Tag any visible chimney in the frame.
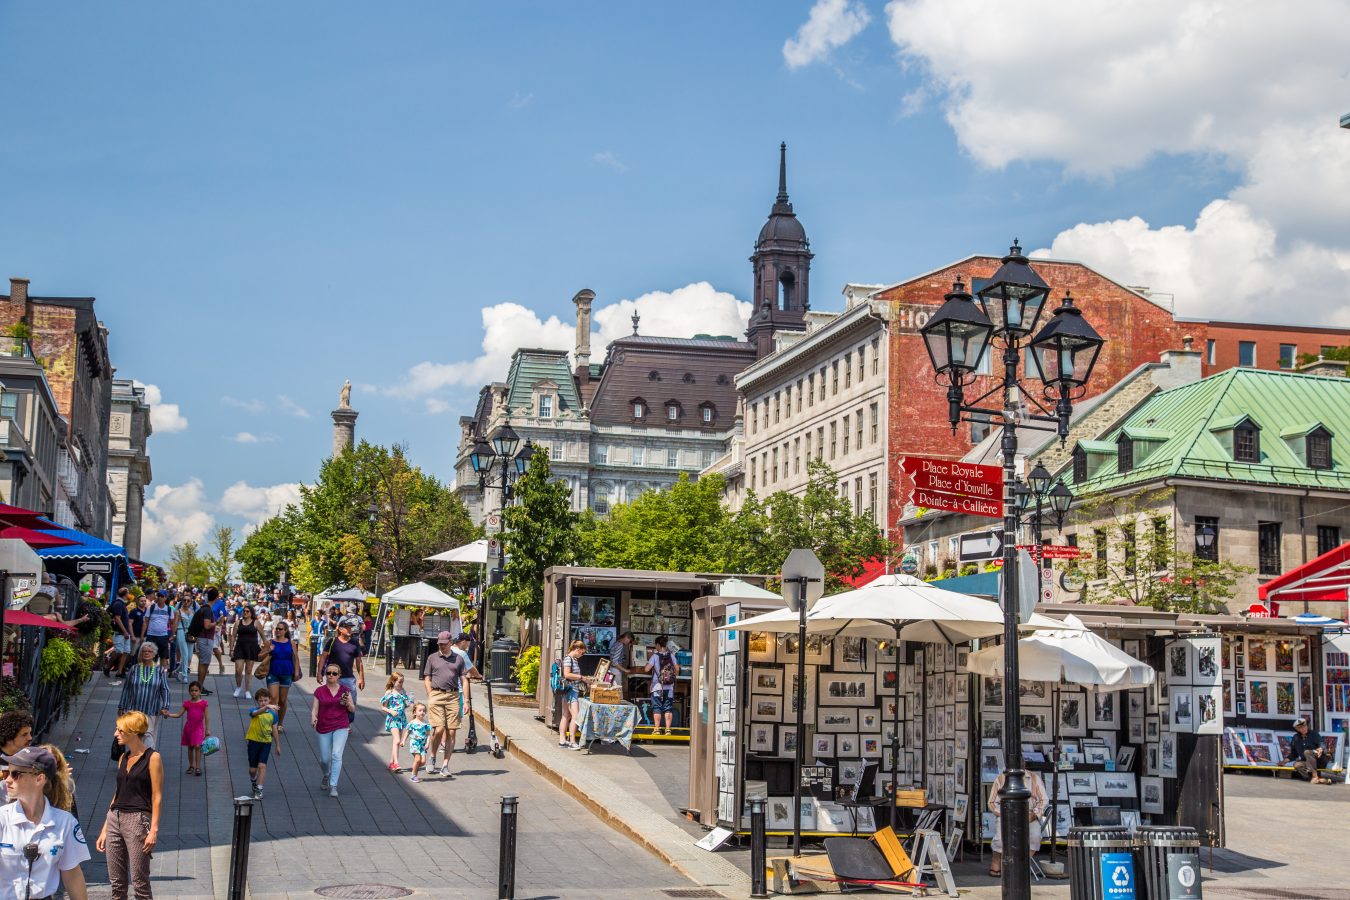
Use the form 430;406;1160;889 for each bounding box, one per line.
1155;334;1203;389
1299;355;1348;378
8;278;28;304
573;289;595;380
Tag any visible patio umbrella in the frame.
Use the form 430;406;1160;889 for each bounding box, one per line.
0;504;52;530
4;609;74;630
715;578;781;600
966;615;1154;861
0;527;79;550
425;540;488;564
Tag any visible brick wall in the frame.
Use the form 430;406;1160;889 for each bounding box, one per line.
1203;321;1350;374
29;305;78;422
880;257;1202;538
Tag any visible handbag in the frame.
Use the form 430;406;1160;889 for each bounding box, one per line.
110;734;125;761
254;656;270;679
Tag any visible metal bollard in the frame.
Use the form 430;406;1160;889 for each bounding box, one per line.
498;795;519;900
308;637;318;678
385;638;393;675
228;797;255;900
749;797;768;898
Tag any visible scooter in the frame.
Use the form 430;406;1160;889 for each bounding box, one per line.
464;679;479;753
485;677;505;759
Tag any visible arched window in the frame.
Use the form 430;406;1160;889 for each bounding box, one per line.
778;271;795;311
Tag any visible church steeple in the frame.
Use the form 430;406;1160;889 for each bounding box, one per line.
746;142;813;358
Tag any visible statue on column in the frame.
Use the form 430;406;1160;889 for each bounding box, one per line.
340;379;352;409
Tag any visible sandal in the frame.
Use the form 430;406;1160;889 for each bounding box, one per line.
989;869;1000;877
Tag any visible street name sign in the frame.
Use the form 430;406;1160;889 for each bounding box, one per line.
959;530;1004;563
1017;544;1087;560
901;455;1003;519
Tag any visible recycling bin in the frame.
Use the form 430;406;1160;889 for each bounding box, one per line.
1136;825;1202;900
1068;826;1136;900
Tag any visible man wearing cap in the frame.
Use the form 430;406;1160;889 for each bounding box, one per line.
1288;717;1333;784
422;631;469;778
0;746;90;899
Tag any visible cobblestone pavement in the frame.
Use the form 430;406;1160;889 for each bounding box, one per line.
55;655;695;899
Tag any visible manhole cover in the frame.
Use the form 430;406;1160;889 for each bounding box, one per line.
316;887;413;899
661;891;724;899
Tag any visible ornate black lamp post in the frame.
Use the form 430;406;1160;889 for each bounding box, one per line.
469;418;534;657
921;242;1103;900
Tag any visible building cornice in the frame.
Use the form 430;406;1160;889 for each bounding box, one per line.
737;301;887;394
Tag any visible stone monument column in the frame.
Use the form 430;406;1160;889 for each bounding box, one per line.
332;379;358;456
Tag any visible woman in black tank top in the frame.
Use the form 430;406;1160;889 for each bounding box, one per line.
231;607;262;697
97;710;163;899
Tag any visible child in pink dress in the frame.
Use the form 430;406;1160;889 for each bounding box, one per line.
165;680;211;775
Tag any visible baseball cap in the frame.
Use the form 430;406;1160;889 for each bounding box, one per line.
1294;717;1309;728
454;632;471;643
2;746;56;778
437;630;453;643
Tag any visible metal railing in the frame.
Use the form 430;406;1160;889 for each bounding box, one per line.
0;336;34;359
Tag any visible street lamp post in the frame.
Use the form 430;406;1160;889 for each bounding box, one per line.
469;417;535;668
922;242;1103;900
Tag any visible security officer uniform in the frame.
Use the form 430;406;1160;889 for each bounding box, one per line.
0;796;89;899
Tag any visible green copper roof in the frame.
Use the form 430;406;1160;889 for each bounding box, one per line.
1072;368;1350;493
504;349;581;415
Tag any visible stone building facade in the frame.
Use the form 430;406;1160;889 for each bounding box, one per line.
0;278;113;537
108;379;152;559
0;337;64;515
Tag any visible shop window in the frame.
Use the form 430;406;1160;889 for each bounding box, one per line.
1195;516;1219;562
1307;428;1332;470
1258;521;1282;575
1234;422;1260;462
1318;525;1341;556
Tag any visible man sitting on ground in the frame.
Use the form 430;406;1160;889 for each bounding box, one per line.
1288;717;1334;784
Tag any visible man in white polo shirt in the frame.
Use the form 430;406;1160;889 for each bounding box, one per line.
0;746;89;899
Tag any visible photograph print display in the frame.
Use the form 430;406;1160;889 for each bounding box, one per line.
1067;772;1097;794
747;631;777;664
1096;772;1136;798
980;749;1005;783
813;733;836;757
1195;687;1222;734
751;695;783;723
1020;711;1051;741
1090;692;1118;728
981;718;1004;748
833;636;869;672
1140;776;1164;814
818;709;859;733
1192;637;1221;686
749;724;775;754
750;666;783;694
1168;643;1190;683
1172;691;1193;732
1060;694;1087;737
819;672;876;707
983;675;1004;710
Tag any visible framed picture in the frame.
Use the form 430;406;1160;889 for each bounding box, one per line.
1020;710;1051;741
749;666;784;695
778;725;800;758
1246;638;1270;673
1299;674;1314;710
1140;776;1164;814
1190;637;1221;686
1223;677;1235;716
954;793;969;823
1145;716;1160;741
1059;694;1087;737
1127;691;1145;718
860;734;883;759
1159;733;1178;777
983;676;1004;710
766;797;795;829
877;667;900;695
859;709;883;732
1249;679;1272;717
955;703;969;732
815;802;853;833
1221;729;1249;765
837;733;861;757
1128;718;1145;743
782;665;813;719
751;695;783;723
747;631;777;664
1194;687;1222;734
1171;691;1193;732
1123;639;1143;660
883;696;905;721
875;640;897;665
749;724;775;754
1116;745;1137;770
980;749;1004;783
1090;692;1118;729
954;757;967;788
1145;745;1158;776
1019;680;1051;704
1121;810;1141;832
1067;772;1097;794
818;708;859;733
956;673;970;702
1097;772;1136;798
1274;678;1298;717
812;733;836;757
957;647;969;673
1084;744;1112;766
1090;731;1118;755
805;634;832;667
819;672;876;707
981;718;1003;748
833;636;869;672
1167;642;1191;685
955;731;969;757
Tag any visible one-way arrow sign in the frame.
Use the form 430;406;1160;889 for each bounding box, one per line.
958;530;1004;563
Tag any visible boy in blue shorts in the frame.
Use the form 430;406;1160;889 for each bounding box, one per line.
246;688;281;798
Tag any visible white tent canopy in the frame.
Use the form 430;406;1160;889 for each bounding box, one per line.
715;578;781;600
380;581;461;611
316;586;369;603
425;540;488;565
966;615;1154;688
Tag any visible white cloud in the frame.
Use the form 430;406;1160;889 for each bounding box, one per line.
219;481;302;526
592;151;627;173
133;381;188;434
222;396;265;413
425;398;451;414
784;0;872;69
276;395;310;418
886;0;1350;322
141;478;214;560
386;283;751;400
230;431;276;444
508;91;534;109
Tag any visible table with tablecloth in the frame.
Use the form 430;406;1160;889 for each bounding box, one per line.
576;698;638;751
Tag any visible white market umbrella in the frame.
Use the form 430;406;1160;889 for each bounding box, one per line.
716;578;782;600
807;573;1006;644
426;539;488;564
381;581;461;611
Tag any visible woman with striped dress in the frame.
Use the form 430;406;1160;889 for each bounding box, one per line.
117;641;172;749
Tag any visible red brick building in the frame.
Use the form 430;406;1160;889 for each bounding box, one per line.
1194;320;1350;374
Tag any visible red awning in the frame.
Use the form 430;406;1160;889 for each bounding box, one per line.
0;504;52;530
1258;542;1350;605
3;610;75;630
841;557;890;589
0;527;79;549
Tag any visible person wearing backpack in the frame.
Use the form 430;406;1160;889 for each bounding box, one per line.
556;640;586;749
644;635;679;736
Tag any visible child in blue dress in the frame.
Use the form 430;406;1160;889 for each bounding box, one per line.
380;672;411;772
404;703;432;783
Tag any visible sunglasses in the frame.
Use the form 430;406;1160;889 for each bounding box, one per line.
325;670;341;676
3;769;37;780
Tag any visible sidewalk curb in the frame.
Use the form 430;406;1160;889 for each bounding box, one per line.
472;707;749;892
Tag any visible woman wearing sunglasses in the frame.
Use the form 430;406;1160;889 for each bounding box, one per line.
0;745;90;900
312;666;355;798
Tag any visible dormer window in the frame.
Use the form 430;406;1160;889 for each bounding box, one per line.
1234;421;1260;463
700;402;716;424
538;395;554;418
1073;446;1087;482
1309;428;1332;469
631;398;646;420
666;401;681;422
1117;433;1134;474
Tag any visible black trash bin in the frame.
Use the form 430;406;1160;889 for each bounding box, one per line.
1136;825;1202;900
1068;826;1137;900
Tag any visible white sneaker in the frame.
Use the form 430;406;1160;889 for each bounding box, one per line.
232;688;241;697
329;787;339;798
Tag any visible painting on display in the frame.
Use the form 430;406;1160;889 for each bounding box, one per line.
747;632;777;664
1140;776;1164;814
1247;639;1269;673
817;709;859;733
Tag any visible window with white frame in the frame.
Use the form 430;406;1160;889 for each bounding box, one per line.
538;395;554;418
595;445;608;465
632;447;645;465
668;448;679;467
550;443;563;461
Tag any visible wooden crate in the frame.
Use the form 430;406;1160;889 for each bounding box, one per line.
589;684;623;705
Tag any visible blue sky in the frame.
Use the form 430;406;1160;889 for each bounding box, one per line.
1;1;1347;560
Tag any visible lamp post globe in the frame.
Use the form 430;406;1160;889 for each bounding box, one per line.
974;240;1051;338
514;440;536;476
1027;463;1052;497
920;278;994;378
469;440;496;474
1029;291;1105;391
1196;524;1217;552
492;422;520;459
1049;481;1073;524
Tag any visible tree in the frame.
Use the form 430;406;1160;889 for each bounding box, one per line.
576;474;729;571
1071;487;1251;613
166;542;210;586
235;510;302;585
202;525;236;586
1296;345;1350;369
496;453;577;620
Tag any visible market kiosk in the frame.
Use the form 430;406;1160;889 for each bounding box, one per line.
537;567;771;742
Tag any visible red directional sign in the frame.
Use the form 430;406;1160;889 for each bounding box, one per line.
1018;544;1088;560
902;455;1004;519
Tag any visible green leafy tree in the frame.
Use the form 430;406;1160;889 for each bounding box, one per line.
202;525;236;586
496;453;576;620
166;542;210;586
1072;487;1251;613
1296;345;1350;369
577;474;728;571
235;510;302;585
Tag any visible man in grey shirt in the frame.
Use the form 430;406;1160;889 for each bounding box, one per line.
609;632;634;697
422;631;469;777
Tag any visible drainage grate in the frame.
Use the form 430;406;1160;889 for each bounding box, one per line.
315;886;414;899
1210;889;1350;900
661;891;725;899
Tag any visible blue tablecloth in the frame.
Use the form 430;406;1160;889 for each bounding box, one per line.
577;699;638;750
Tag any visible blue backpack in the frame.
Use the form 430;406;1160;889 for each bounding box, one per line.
549;659;566;693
